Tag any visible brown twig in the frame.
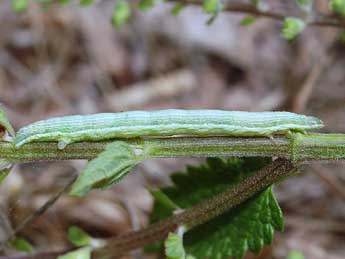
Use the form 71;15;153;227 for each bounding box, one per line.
0;175;77;249
292;42;337;113
167;0;345;29
311;164;345;200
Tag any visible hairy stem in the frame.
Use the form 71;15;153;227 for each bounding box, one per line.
1;134;345;163
93;159;296;258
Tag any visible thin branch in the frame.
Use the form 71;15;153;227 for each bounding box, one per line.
292;41;337;113
311;164;345;200
1;175;77;248
168;0;345;29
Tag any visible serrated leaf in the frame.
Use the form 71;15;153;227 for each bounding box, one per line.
9;237;34;253
165;232;186;259
329;0;345;17
240;16;256;26
58;247;91;259
282;17;306;41
68;226;92;247
11;0;28;13
0;106;15;137
112;0;131;28
70;141;141;197
295;0;313;12
139;0;156;10
171;3;186;16
287;250;305;259
80;0;94;7
149;157;283;259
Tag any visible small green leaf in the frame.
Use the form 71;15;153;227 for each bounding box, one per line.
80;0;94;6
0;106;15;137
171;3;186;16
240;16;256;26
203;0;221;14
112;0;131;28
287;250;305;259
58;247;91;259
9;237;34;253
70;141;142;197
165;232;186;259
68;226;92;247
329;0;345;17
11;0;28;13
139;0;155;10
295;0;313;12
282;17;306;41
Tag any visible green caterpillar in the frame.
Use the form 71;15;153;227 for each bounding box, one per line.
14;110;323;149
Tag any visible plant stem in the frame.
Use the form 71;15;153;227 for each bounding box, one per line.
93;159;296;258
1;134;345;163
168;0;345;29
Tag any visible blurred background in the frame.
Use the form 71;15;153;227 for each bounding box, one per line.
0;0;344;258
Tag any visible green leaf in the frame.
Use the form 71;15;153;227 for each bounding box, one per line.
112;0;131;28
149;157;283;259
9;237;34;253
287;250;305;259
70;141;141;197
282;17;306;41
68;226;92;247
58;247;91;259
139;0;156;10
240;16;256;26
203;0;222;14
165;232;186;259
0;106;15;137
171;3;186;16
295;0;313;12
80;0;94;7
329;0;345;17
11;0;29;13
